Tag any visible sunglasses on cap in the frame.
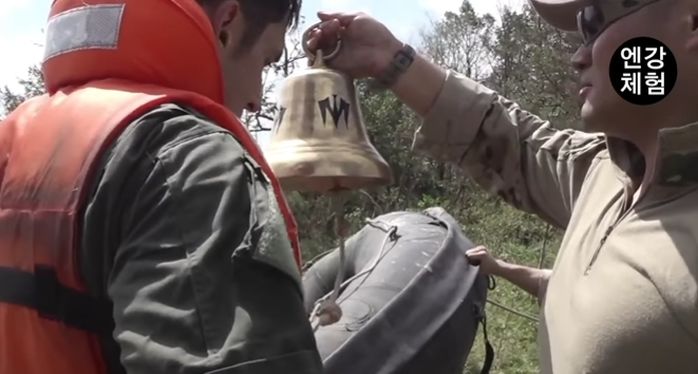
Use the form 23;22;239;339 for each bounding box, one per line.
576;0;661;45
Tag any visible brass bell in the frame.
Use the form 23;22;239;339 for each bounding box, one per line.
264;24;393;193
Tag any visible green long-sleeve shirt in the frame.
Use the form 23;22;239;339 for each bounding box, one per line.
78;103;323;374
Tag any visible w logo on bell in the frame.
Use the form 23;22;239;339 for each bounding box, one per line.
318;95;351;128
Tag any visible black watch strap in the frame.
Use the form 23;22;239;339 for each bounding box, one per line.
370;44;416;90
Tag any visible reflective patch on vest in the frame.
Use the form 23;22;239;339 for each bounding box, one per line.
44;4;124;61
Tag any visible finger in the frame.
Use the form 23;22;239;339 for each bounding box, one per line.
467;253;485;261
465;251;481;259
305;26;339;56
306;33;318;50
305;19;338;37
307;19;341;44
466;246;484;254
307;40;318;52
317;11;360;26
467;255;481;266
318;24;345;54
306;29;323;50
319;19;342;36
471;245;488;252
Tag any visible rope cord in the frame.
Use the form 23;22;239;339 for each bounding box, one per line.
310;192;350;329
486;299;538;322
309;218;399;330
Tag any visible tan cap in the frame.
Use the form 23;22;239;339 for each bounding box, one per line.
528;0;591;31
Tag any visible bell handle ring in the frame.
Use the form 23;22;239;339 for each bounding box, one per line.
302;21;343;66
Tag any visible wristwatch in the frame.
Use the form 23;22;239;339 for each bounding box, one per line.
369;43;416;90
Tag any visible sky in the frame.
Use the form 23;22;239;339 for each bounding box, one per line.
0;0;527;91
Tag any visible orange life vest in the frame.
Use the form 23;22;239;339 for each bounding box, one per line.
0;1;302;373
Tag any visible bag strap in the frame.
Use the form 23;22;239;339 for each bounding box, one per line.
0;265;113;334
479;313;495;374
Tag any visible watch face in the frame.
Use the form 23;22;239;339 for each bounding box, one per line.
395;46;415;70
374;45;415;89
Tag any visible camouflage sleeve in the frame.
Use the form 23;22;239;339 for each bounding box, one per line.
412;71;607;228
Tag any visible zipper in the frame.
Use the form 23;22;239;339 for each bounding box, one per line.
584;188;635;275
584;225;614;275
583;171;698;275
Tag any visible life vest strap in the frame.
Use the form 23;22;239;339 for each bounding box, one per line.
0;266;113;334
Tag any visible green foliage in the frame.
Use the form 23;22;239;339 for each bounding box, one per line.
486;6;582;129
1;65;45;117
420;1;496;79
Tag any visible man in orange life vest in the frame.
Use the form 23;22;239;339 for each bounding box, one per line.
0;0;325;373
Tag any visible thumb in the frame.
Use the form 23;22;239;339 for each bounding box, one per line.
465;247;485;255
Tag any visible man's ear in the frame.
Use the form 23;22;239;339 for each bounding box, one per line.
208;0;240;47
683;0;698;49
685;13;698;51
